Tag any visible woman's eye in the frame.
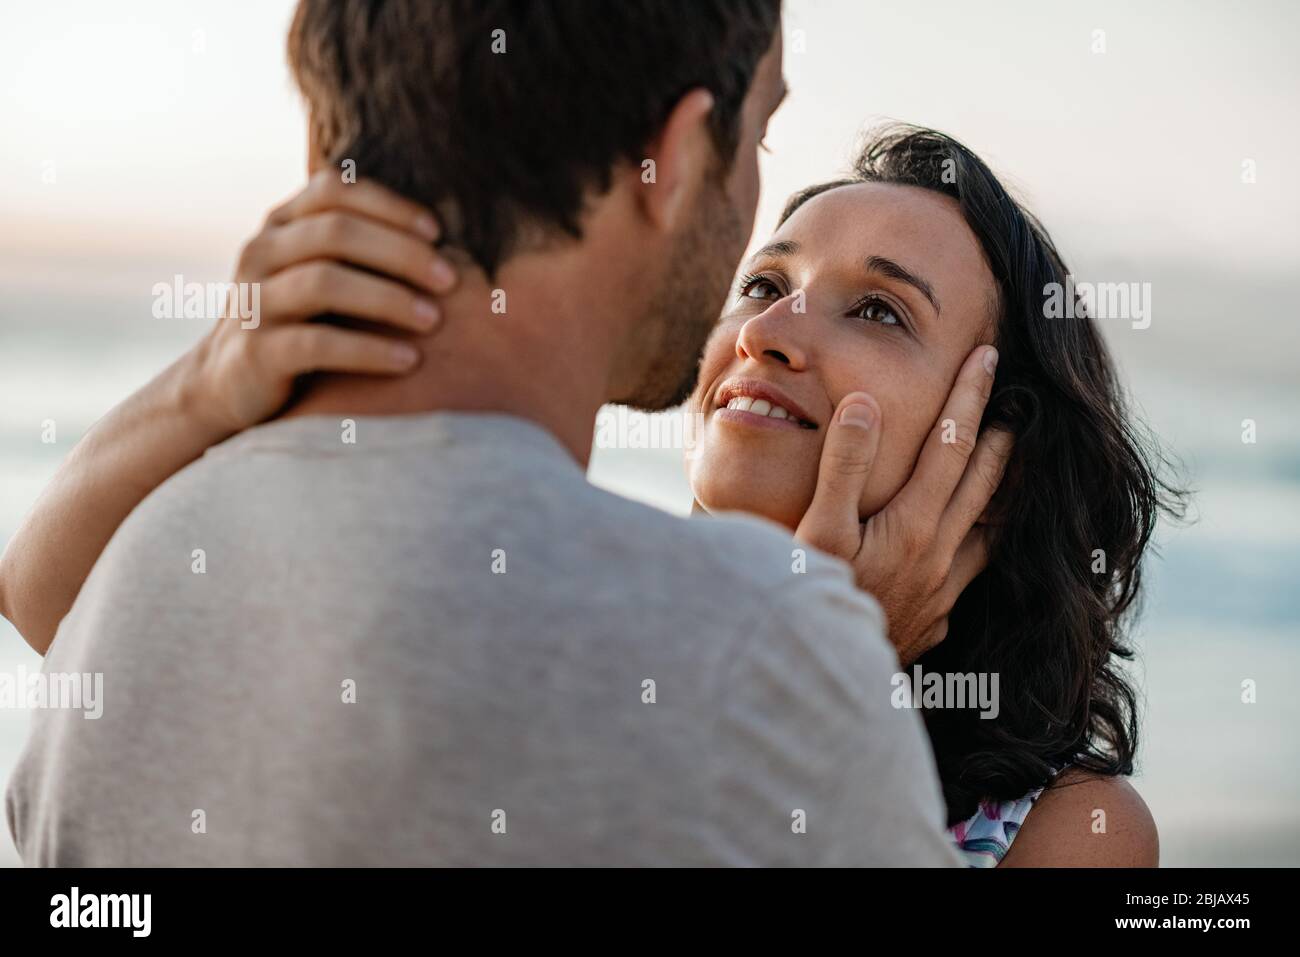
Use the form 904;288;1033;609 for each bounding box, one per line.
854;298;901;327
741;277;781;300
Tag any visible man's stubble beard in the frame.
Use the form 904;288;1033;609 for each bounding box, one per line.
614;185;744;413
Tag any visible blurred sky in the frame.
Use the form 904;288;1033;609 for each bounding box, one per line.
1;0;1298;866
2;1;1297;342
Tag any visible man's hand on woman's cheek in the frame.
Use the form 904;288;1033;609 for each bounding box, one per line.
794;344;1013;666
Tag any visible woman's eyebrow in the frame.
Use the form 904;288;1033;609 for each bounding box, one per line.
865;254;941;316
749;239;799;262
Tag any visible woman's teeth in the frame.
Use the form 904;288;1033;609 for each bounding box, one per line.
726;396;790;420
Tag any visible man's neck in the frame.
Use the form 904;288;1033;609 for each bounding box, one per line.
281;246;629;469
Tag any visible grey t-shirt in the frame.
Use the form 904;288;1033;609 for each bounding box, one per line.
7;412;957;866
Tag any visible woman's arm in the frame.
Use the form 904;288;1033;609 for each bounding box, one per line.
0;172;456;655
1000;769;1159;867
0;355;229;654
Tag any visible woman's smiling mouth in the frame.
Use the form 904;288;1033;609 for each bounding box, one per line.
714;379;819;430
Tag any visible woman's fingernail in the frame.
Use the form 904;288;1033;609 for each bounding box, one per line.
840;403;875;430
414;214;439;241
983;346;999;376
430;258;456;292
392;343;420;367
413;297;440;329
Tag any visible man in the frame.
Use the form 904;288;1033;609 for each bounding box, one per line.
7;0;958;865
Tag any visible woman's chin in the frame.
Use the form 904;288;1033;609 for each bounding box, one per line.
690;477;810;533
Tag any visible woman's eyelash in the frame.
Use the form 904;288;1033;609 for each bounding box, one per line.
735;278;909;333
850;294;906;330
736;273;783;299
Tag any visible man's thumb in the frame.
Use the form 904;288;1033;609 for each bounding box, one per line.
794;392;881;559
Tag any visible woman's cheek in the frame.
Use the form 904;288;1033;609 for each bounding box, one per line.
857;407;928;516
858;459;909;516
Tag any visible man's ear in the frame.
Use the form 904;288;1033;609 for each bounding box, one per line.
636;89;716;232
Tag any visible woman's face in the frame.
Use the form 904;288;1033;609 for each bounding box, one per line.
688;182;999;530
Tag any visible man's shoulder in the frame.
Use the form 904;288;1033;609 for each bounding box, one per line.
579;485;875;606
570;490;890;666
84;409;887;665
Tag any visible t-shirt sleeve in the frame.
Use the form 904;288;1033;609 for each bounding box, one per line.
708;564;960;867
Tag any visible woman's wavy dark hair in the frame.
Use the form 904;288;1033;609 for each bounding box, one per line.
781;124;1187;824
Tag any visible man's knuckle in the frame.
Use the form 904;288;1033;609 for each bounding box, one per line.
978;459;1004;494
828;449;871;476
944;426;978;458
900;523;933;558
925;555;948;589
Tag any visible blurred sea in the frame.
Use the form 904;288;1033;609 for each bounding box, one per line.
1;304;1297;867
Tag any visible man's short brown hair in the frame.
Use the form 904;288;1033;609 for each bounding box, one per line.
288;0;781;276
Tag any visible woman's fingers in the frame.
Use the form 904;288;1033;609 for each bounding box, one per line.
266;170;439;241
895;345;998;523
259;261;443;333
260;211;457;296
190;177;441;435
793;392;881;560
259;325;423;379
939;426;1014;553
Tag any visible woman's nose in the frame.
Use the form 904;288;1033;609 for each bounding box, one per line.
735;295;810;370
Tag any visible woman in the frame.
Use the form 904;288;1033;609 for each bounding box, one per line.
0;125;1181;866
686;126;1184;865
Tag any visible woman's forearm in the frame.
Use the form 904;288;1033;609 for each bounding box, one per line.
0;350;230;655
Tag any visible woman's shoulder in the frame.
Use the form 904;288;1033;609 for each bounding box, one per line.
999;768;1159;867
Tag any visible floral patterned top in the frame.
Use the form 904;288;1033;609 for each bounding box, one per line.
947;789;1047;868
